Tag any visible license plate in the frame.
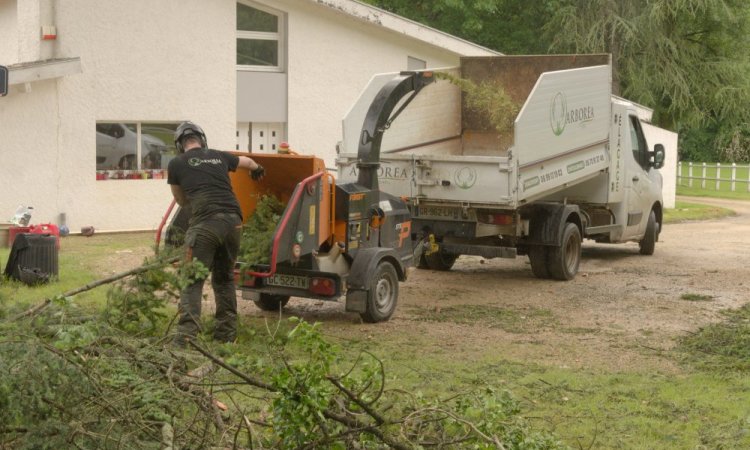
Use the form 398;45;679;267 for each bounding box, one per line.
267;274;309;289
418;205;461;219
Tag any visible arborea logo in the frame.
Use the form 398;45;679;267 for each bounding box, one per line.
550;92;567;136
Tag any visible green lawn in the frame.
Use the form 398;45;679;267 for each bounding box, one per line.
0;173;745;447
677;162;750;198
664;201;736;223
2;231;750;449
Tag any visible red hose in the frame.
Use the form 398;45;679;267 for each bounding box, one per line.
155;199;176;254
246;171;325;278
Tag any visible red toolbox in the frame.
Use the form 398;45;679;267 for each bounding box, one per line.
10;224;61;249
30;224;60;249
8;226;31;248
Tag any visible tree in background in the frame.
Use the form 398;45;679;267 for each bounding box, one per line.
546;0;750;162
367;0;750;162
366;0;554;54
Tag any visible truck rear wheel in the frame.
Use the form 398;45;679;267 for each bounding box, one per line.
360;261;398;323
548;223;581;281
639;210;657;255
253;294;290;311
528;245;551;279
424;249;458;271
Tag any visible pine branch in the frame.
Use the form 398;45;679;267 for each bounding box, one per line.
11;256;179;321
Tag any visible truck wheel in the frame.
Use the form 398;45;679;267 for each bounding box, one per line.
424;249;458;271
360;261;399;323
639;211;657;255
253;294;290;311
528;245;551;279
548;223;581;281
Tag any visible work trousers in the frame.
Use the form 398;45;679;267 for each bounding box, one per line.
177;212;242;343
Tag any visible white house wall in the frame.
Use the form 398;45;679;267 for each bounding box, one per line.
260;0;467;167
0;0;236;233
642;123;677;209
0;0;17;63
1;0;494;233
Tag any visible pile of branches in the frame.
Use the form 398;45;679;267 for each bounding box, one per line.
0;255;567;449
436;72;520;135
238;195;285;270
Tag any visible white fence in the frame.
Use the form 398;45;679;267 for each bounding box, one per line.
677;162;750;192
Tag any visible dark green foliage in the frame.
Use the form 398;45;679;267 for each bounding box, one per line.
545;0;750;162
223;317;569;449
679;124;722;162
269;320;340;448
677;304;750;373
1;258;568;449
104;251;207;335
239;194;284;269
366;0;750;162
368;0;554;55
0;256;220;449
436;71;520;134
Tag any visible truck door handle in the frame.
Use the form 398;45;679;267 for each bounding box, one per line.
632;175;640;182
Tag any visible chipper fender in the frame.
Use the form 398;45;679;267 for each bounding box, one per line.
345;247;406;322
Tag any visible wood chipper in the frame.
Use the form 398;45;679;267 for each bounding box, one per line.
159;72;435;322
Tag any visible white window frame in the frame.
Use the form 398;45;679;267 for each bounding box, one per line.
236;1;285;73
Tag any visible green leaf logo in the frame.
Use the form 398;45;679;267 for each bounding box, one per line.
454;167;477;189
550;92;567;136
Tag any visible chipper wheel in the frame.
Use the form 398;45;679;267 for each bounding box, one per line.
253;294;290;311
360;261;399;323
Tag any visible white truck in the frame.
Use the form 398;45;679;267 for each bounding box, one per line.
336;55;666;280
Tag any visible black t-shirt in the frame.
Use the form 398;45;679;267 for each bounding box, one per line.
167;148;242;223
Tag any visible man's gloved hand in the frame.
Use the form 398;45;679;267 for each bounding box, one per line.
250;164;265;180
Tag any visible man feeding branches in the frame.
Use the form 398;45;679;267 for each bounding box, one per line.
167;121;266;346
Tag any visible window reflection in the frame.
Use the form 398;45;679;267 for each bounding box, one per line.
95;122;180;179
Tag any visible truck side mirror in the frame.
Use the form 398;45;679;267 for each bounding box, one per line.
0;65;8;97
651;143;665;169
